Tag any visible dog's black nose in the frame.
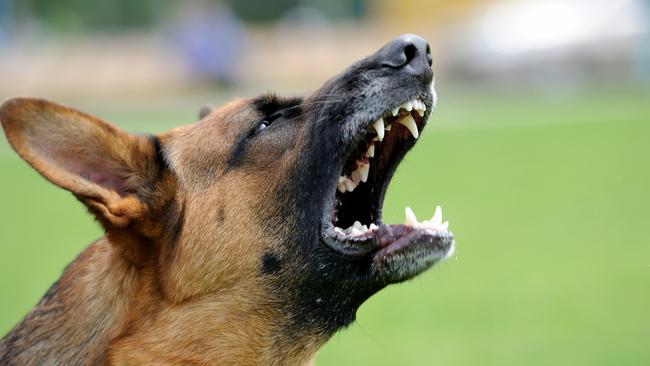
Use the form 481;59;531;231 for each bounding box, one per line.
376;34;433;82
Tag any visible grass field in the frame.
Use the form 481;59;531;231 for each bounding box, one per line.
1;89;649;365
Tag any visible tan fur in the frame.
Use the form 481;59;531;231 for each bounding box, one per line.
0;98;319;366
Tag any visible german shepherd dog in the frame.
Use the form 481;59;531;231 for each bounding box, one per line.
0;34;454;365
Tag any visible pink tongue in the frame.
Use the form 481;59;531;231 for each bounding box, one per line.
374;229;425;258
375;224;416;247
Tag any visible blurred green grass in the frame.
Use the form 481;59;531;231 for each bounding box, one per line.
1;90;649;365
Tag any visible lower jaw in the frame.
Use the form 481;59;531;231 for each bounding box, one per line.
324;203;452;252
322;220;454;276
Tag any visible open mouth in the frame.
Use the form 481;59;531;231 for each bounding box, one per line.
321;89;454;279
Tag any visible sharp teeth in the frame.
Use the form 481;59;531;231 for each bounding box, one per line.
391;108;399;116
366;145;375;158
350;227;363;236
369;223;378;230
372;118;385;141
385;124;391;131
404;206;418;227
350;161;370;183
398;205;450;232
337;176;347;193
344;179;357;192
358;163;370;182
404;101;413;111
431;205;442;225
398;114;419;139
337;176;357;193
412;100;425;117
344;221;370;236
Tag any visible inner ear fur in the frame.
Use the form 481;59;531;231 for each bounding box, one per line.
0;97;167;231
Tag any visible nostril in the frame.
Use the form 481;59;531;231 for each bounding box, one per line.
379;34;432;71
403;43;418;66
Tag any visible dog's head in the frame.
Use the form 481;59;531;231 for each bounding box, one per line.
1;34;453;353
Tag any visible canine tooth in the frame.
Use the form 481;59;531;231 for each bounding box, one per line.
417;109;425;117
352;221;363;230
398;114;419;139
385;124;392;131
372;118;385;141
404;207;418;227
366;145;375;158
431;205;442;226
391;108;399;116
358;163;370;182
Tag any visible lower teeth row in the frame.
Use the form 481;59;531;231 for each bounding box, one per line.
334;206;450;238
335;221;378;237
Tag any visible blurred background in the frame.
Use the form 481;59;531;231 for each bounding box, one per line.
0;0;649;365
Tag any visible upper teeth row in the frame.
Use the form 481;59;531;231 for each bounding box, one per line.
392;99;427;117
372;98;426;141
336;98;426;194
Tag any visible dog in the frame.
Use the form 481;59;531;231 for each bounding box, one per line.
0;34;454;366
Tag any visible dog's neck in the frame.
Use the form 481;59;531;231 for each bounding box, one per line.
1;237;321;366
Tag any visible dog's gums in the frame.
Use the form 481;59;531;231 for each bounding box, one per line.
0;34;455;366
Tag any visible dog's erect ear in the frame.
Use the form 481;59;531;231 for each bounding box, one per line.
198;105;213;119
0;98;164;229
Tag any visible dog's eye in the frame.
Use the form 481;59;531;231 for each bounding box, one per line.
254;111;283;135
255;120;270;133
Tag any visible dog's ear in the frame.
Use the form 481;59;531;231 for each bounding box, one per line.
198;105;213;119
0;97;164;229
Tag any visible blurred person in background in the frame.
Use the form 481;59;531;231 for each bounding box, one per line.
0;0;10;46
172;1;248;86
